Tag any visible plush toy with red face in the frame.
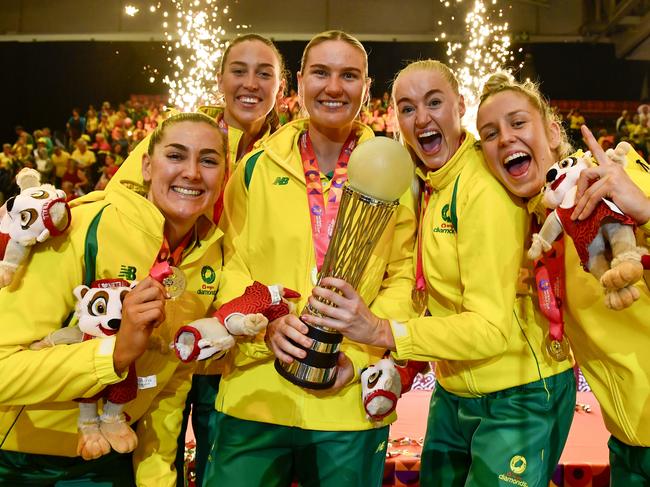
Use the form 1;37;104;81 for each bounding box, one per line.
0;168;70;288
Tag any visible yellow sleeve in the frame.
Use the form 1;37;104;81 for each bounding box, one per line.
0;230;124;405
218;151;273;365
368;189;418;322
344;189;418;381
133;361;195;487
393;173;525;362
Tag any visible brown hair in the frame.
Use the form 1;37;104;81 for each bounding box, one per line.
479;72;572;158
300;30;369;76
299;31;370;118
219;33;286;131
147;112;223;155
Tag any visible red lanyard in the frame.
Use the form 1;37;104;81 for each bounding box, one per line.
532;223;566;342
211;115;231;224
156;230;194;267
299;130;357;270
415;183;432;292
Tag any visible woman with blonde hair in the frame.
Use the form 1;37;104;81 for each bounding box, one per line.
477;71;650;486
204;30;416;486
308;60;575;486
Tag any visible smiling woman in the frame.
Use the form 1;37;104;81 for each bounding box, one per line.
476;73;569;199
108;34;285;213
142;116;225;249
0;111;226;486
477;72;650;487
303;59;576;487
204;30;417;487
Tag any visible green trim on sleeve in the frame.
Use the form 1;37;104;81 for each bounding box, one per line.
244;150;264;190
84;205;109;286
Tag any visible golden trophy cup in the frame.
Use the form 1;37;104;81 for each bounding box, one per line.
275;136;414;389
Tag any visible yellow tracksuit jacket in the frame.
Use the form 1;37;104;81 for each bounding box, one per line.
562;156;650;446
390;132;573;396
216;119;418;430
0;179;222;486
103;106;269;377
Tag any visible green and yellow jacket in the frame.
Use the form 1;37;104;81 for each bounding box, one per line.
216;119;418;430
104;106;270;377
0;179;222;486
390;132;573;396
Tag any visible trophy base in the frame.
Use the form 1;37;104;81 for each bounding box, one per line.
274;359;337;390
273;323;342;389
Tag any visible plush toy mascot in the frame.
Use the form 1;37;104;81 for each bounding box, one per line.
0;168;70;288
361;357;428;422
174;281;300;362
528;143;647;310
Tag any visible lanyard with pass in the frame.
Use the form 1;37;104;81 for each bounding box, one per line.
299;130;357;283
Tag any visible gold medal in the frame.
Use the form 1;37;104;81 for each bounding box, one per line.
163;266;186;298
545;334;570;362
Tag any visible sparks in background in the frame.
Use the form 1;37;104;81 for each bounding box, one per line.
435;0;524;134
124;5;140;16
161;0;228;111
125;1;243;111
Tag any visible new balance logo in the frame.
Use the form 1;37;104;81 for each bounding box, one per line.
273;177;289;185
118;265;137;281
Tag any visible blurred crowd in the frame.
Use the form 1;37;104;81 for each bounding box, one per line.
0;100;165;205
3;94;648;207
563;104;650;159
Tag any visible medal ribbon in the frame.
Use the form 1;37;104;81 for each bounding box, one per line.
156;230;194;268
299;130;358;270
532;225;566;342
211;115;231;224
415;183;432;292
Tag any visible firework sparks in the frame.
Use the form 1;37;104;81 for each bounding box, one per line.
127;1;238;111
161;0;230;111
124;5;140;16
436;0;524;134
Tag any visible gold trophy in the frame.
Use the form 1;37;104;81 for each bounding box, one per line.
275;137;414;389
